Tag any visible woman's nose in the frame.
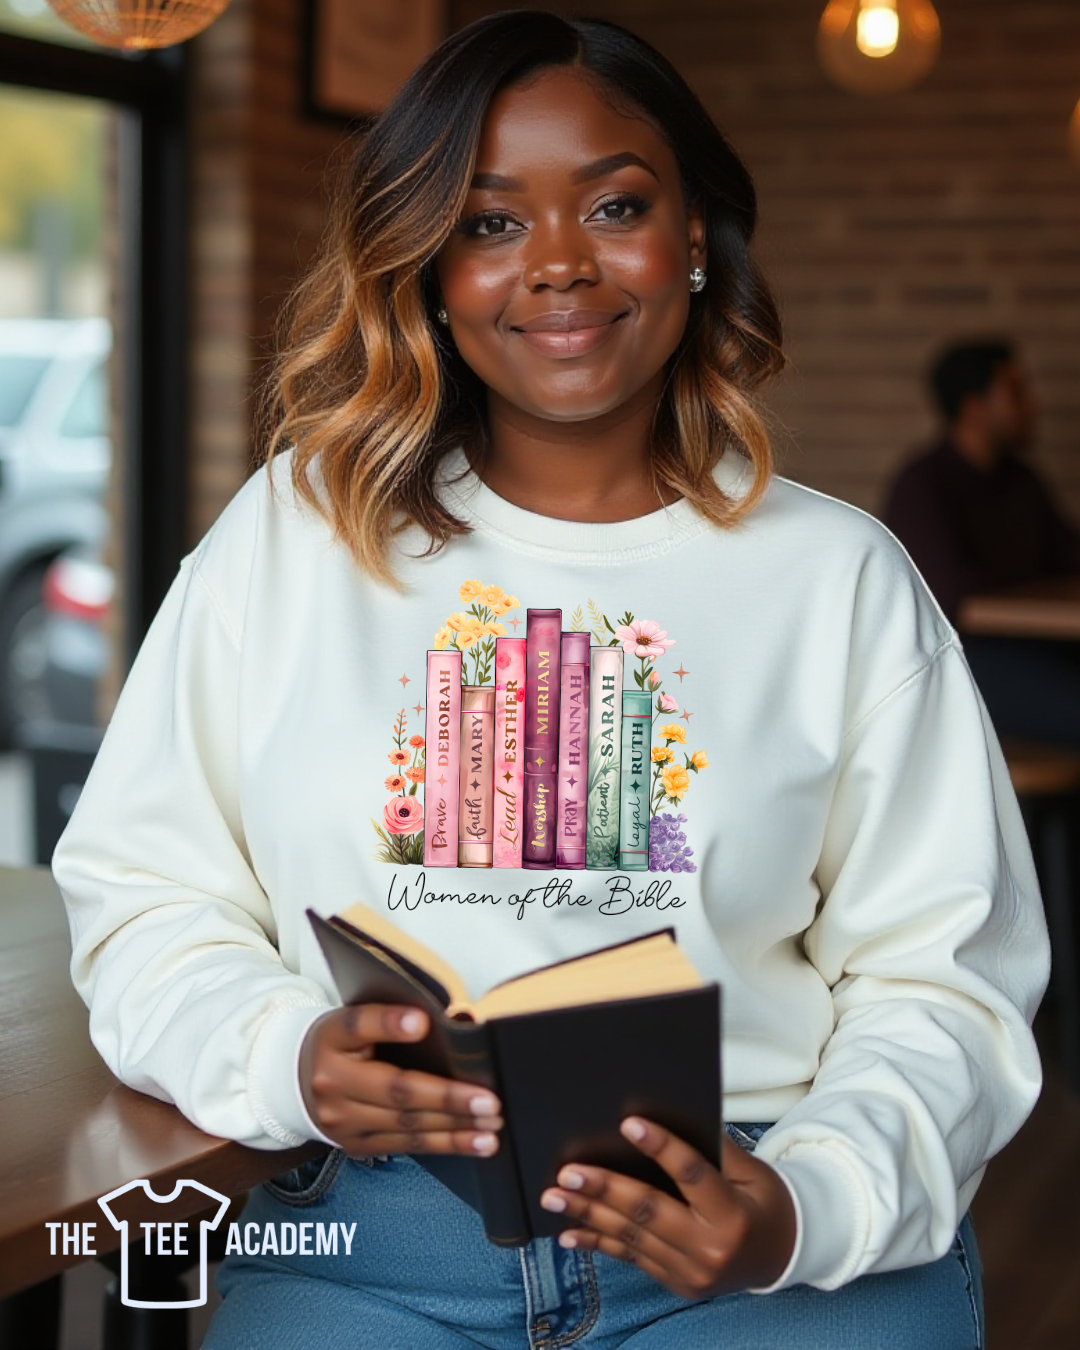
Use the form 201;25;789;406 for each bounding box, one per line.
522;218;600;291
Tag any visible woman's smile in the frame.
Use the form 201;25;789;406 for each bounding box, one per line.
510;307;630;359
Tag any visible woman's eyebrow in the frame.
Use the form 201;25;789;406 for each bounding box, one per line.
469;152;660;194
571;152;659;184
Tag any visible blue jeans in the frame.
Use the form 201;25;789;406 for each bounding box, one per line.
206;1125;984;1349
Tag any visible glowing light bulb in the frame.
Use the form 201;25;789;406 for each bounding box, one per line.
856;4;900;58
818;0;941;95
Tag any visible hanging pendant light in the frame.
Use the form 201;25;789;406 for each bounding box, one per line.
818;0;941;95
46;0;231;50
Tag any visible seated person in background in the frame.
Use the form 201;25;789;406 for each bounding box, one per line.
885;339;1080;745
884;339;1080;624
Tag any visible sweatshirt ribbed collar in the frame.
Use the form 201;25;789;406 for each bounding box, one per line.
436;447;749;566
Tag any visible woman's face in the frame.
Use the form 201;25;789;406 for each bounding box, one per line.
435;67;705;425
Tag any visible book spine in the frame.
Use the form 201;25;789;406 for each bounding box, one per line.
523;609;562;868
493;637;526;868
619;691;652;871
586;646;624;869
556;632;590;869
458;686;495;868
445;1020;531;1246
423;649;462;867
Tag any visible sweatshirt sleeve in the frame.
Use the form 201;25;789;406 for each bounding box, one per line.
754;636;1049;1290
52;534;334;1150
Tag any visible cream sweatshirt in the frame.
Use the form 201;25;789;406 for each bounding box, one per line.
53;449;1050;1292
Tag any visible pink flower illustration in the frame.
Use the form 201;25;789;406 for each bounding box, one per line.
649;672;662;688
613;619;676;659
384;796;424;835
658;693;678;712
496;648;512;670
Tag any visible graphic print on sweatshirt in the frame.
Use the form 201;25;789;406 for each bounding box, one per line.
370;580;708;874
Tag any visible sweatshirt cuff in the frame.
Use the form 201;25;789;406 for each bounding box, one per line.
750;1142;870;1292
248;999;337;1147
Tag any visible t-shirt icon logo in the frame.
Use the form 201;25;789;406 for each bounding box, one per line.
97;1179;230;1309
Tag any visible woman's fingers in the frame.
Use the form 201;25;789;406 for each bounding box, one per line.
330;1055;501;1120
540;1170;730;1300
323;1002;431;1050
299;1005;503;1157
341;1126;500;1158
618;1117;730;1220
541;1173;686;1264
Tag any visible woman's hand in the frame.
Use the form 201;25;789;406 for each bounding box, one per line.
299;1005;503;1159
540;1118;796;1299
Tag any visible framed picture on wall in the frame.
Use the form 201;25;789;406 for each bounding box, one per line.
304;0;447;123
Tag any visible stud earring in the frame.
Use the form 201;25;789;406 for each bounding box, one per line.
689;267;706;294
435;306;450;326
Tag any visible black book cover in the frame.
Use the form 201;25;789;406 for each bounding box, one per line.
307;909;721;1245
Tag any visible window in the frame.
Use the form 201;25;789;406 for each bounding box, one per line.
0;16;186;867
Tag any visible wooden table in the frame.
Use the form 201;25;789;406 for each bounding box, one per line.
959;576;1080;641
0;866;321;1300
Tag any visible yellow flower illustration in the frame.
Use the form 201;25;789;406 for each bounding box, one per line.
491;593;520;616
455;618;485;650
691;751;709;770
662;764;691;800
459;580;483;602
658;723;687;744
433;625;451;651
481;584;505;607
484;621;507;638
447;611;476;633
652;746;673;763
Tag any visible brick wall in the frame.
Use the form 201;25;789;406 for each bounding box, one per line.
188;0;344;541
189;0;1080;535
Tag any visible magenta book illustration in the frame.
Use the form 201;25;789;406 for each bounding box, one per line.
369;581;707;873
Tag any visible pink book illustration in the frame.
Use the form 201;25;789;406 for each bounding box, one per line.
556;632;590;869
493;637;526;868
458;685;495;868
423;649;462;867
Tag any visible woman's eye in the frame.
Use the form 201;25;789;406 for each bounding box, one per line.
590;194;650;224
460;213;523;237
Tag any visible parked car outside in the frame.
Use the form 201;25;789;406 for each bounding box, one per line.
0;317;111;746
14;546;111;863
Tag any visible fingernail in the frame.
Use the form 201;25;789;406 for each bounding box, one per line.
622;1117;647;1142
469;1094;499;1115
559;1168;584;1190
472;1133;498;1155
540;1191;567;1213
558;1233;578;1248
400;1011;425;1035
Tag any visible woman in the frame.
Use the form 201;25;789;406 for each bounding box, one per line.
54;12;1048;1348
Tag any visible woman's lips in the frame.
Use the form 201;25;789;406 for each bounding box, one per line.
511;309;628;358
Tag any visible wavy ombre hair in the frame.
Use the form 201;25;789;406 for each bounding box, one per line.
263;11;784;584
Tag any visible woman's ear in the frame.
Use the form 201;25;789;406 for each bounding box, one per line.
688;200;707;271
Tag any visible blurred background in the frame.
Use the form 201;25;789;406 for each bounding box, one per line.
1;2;1079;1347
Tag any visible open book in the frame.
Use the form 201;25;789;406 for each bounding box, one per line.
308;903;722;1246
